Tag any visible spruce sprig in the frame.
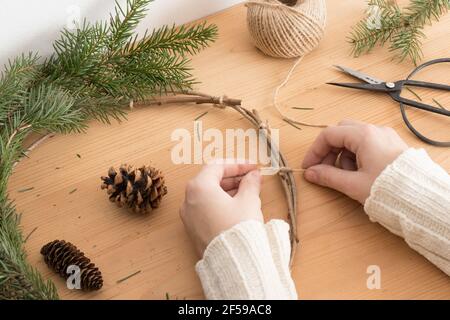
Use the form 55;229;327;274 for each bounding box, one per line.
0;0;217;299
349;0;449;64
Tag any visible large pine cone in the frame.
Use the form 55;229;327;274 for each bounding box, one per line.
100;164;167;213
40;240;103;291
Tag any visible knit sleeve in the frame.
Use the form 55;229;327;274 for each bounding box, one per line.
195;219;297;300
364;148;450;275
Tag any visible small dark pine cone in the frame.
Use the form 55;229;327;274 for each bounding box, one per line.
40;240;103;291
100;164;168;213
279;0;298;6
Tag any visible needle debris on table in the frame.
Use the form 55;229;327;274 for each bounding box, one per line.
194;111;208;121
24;227;38;243
116;270;141;284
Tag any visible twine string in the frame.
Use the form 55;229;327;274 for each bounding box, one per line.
246;0;328;128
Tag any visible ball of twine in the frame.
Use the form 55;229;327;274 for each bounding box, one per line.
246;0;327;58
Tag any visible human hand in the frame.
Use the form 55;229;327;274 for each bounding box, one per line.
180;162;263;257
302;119;408;204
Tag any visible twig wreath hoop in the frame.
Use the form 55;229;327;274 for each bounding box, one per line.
4;92;299;299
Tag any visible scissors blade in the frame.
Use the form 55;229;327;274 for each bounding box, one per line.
327;82;390;92
333;65;385;85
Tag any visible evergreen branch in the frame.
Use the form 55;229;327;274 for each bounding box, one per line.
405;0;450;26
124;22;218;56
349;0;449;63
0;201;58;299
0;53;41;126
45;20;110;82
349;0;402;56
109;0;153;51
23;85;87;134
390;24;425;62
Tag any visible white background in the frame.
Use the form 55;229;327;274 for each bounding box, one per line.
0;0;243;66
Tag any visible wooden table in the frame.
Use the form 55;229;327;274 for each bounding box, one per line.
9;0;450;299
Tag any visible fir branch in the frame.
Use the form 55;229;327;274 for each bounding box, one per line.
0;53;41;126
349;0;402;57
390;24;425;62
0;201;58;299
349;0;450;63
23;85;87;134
124;22;219;56
109;0;153;51
44;20;110;85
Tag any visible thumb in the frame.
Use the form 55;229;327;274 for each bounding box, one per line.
236;170;261;200
304;164;362;198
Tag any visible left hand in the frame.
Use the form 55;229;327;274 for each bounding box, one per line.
179;162;263;257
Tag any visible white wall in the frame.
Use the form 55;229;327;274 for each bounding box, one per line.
0;0;243;66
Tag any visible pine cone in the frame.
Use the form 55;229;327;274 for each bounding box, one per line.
40;240;103;291
100;164;168;213
279;0;298;6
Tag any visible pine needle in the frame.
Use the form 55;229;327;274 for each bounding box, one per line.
24;227;38;243
194;111;208;121
291;107;314;110
116;270;141;283
283;118;303;130
406;87;422;101
433;98;447;110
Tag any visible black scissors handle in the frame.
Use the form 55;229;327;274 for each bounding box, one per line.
401;79;450;91
390;85;450;116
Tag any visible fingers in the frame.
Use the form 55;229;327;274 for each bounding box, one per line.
220;176;243;191
302;125;363;168
197;162;258;183
321;148;341;166
338;149;357;171
338;119;365;126
304;164;362;198
236;170;261;200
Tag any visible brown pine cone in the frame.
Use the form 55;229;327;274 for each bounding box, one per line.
40;240;103;291
100;164;168;213
279;0;298;6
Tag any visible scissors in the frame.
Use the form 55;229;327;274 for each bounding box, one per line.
327;58;450;147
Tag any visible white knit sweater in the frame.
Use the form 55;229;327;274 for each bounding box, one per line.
195;148;450;299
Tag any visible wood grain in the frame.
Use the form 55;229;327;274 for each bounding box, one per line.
8;0;450;299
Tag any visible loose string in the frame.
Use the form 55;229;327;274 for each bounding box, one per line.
272;56;327;129
246;0;328;129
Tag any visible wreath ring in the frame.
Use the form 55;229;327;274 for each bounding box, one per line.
9;91;299;298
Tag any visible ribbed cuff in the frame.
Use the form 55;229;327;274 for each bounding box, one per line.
195;219;297;300
364;148;450;275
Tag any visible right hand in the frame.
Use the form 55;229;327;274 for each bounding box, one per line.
302;119;409;204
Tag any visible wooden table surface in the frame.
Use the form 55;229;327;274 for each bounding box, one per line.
9;0;450;299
